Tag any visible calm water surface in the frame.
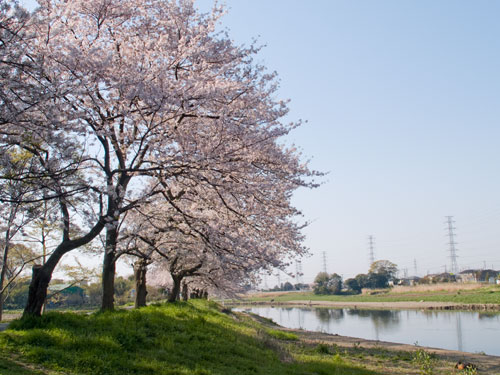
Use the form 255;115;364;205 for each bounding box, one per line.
238;306;500;356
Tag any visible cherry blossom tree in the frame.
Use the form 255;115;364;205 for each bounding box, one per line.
0;149;40;320
121;165;311;303
0;0;107;316
1;0;318;315
114;214;155;307
0;135;106;317
0;0;30;126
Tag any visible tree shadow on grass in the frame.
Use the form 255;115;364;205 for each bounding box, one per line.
1;302;380;375
0;355;46;375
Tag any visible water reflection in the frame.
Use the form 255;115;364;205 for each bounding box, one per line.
456;313;463;352
239;306;500;356
315;307;344;322
478;312;500;319
347;309;400;327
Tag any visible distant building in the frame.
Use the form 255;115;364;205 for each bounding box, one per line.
458;269;499;283
457;271;477;283
47;283;85;307
398;276;420;286
421;273;456;284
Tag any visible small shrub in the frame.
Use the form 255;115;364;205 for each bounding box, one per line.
315;343;331;354
332;353;343;364
266;329;298;341
412;348;436;375
463;366;478;375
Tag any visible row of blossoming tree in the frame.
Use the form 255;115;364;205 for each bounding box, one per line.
0;0;319;317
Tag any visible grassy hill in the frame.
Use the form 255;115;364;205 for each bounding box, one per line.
0;300;381;375
2;299;478;374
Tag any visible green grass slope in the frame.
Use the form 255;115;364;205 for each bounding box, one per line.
0;300;375;375
0;353;46;375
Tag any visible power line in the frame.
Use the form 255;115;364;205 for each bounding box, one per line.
445;216;459;274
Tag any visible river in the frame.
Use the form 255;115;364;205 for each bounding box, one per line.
238;306;500;356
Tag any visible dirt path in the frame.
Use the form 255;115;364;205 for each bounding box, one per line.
0;312;21;331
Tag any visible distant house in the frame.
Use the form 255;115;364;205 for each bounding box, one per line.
47;283;85;307
457;270;477;283
421;273;456;284
398;276;420;286
458;269;500;283
476;269;499;282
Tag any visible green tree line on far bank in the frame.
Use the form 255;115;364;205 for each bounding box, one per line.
313;260;398;295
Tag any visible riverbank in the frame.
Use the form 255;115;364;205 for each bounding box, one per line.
279;322;500;374
230;299;500;311
3;300;499;374
238;284;500;308
246;310;500;374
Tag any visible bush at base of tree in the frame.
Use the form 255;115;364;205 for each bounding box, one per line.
313;272;342;295
344;278;361;294
351;260;399;290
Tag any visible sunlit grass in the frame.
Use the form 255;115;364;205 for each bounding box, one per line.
0;300;377;375
266;329;298;341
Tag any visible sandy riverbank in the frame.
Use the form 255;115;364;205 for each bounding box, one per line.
246;311;500;375
293;327;500;374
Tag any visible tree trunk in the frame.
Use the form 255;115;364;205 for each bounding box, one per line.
181;282;188;301
0;230;11;322
101;220;122;311
24;265;48;316
23;247;65;316
0;292;4;323
168;275;182;302
134;259;148;308
23;211;106;317
101;251;116;311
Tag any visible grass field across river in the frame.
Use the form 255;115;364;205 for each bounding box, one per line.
240;283;500;305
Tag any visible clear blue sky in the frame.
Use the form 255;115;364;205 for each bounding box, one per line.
20;0;500;285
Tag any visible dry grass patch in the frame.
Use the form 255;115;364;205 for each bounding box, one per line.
391;283;488;294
